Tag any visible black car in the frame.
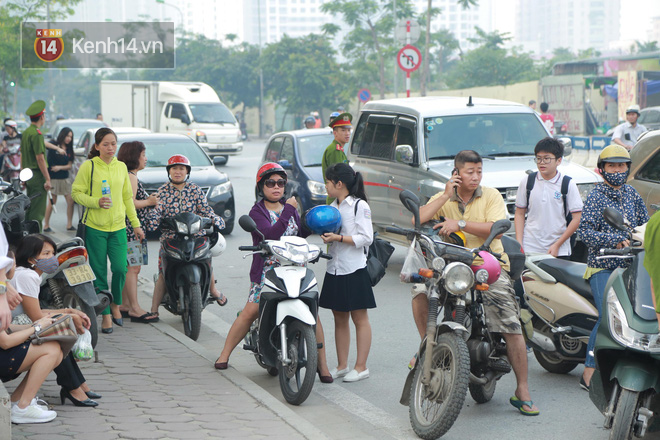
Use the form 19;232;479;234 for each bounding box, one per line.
261;128;333;212
118;133;235;234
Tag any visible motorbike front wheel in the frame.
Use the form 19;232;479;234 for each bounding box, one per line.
182;283;202;341
62;291;98;348
409;332;470;440
610;389;641;440
279;320;317;406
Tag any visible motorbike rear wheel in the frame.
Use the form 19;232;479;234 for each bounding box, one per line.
63;291;98;348
610;388;641;440
409;332;470;440
278;320;317;406
469;378;496;404
532;320;579;374
182;283;202;341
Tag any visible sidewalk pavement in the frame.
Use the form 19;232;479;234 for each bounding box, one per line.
9;318;328;439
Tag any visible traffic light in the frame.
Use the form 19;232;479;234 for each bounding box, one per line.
9;81;15;87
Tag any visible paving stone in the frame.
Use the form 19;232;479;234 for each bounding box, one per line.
118;430;165;439
149;414;194;423
156;422;202;432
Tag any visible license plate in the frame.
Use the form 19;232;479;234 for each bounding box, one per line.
63;264;96;286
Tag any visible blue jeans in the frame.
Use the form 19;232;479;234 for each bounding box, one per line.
585;269;613;368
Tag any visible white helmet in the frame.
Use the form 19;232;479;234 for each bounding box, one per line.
211;233;226;257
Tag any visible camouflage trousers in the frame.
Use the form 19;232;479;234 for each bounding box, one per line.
482;271;522;335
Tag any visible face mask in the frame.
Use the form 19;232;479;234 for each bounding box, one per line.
33;256;59;274
602;171;628;187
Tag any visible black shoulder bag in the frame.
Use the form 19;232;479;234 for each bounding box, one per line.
354;199;395;287
76;160;94;243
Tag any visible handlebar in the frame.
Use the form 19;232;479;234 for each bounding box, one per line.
319;252;332;260
238;245;261;252
385;226;412;236
599;247;631;256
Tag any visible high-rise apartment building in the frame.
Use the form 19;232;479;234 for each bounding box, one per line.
516;0;621;56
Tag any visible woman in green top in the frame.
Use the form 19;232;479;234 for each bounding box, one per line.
72;128;144;334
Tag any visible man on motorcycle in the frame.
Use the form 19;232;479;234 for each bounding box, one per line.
578;145;649;389
146;155;227;316
414;149;539;416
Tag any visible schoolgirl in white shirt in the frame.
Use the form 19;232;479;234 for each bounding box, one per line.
320;163;375;383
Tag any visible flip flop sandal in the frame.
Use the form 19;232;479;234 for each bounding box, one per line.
510;396;540;416
209;293;228;307
130;312;160;323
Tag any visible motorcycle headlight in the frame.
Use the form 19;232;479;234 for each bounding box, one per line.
432;257;446;271
196;131;207;143
475;268;489;284
607;288;660;352
166;248;182;260
272;242;318;265
189;219;201;235
175;220;188;235
209;182;232;198
307;180;327;196
442;262;475;296
577;184;596;202
193;241;210;259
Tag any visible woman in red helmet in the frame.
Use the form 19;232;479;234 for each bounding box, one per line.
213;163;333;383
145;154;227;317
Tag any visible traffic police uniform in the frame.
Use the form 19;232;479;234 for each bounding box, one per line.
21;100;49;227
322;112;352;204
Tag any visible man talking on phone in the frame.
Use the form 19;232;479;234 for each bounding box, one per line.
612;104;647;151
411;150;540;416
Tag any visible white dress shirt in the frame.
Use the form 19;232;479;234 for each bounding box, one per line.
326;195;373;276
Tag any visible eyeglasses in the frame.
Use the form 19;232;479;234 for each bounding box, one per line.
264;179;286;188
534;156;558;164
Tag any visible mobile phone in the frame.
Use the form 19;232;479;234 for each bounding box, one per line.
624;133;631;141
452;167;458;176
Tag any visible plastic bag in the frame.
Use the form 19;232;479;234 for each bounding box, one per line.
400;237;427;283
72;329;94;361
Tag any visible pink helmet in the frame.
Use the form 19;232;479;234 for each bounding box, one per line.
471;251;501;284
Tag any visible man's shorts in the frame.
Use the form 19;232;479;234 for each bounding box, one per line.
481;271;522;335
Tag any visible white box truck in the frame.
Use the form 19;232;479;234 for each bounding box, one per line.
100;80;243;160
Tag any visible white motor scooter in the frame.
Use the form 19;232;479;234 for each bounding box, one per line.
238;215;331;406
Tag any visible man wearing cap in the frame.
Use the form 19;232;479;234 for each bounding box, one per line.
322;112;352;203
612;104;647;150
21;100;52;229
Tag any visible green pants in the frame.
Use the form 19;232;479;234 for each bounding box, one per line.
86;226;127;315
25;170;47;229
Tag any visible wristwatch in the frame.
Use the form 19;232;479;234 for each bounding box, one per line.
458;219;467;230
33;323;42;333
0;283;6;295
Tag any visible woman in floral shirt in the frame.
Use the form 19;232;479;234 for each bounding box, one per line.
578;145;649;390
146;155;227;317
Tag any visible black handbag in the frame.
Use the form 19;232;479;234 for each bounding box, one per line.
76;160;94;243
354;201;395;287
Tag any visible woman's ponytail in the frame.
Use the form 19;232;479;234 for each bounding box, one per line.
325;163;368;203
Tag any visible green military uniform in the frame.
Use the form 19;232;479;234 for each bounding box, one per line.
21;100;49;228
322;112;352;204
644;211;660;312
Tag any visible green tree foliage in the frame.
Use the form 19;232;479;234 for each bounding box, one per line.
321;0;415;99
632;40;658;53
446;28;535;88
261;34;349;127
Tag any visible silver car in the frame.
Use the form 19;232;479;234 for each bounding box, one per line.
347;96;602;244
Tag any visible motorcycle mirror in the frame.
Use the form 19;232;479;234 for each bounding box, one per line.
483;219;511;249
239;215;265;241
399;190;421;230
603;207;626;231
19;168;33;182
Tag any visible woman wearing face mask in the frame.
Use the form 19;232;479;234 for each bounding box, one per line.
578;145;649;390
10;234;101;407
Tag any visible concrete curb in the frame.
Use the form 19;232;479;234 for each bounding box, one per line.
152;320;329;440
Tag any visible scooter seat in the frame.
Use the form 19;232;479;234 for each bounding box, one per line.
537;259;593;302
57;238;82;252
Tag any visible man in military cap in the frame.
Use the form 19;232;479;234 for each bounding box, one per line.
21;100;52;230
322;112;352;203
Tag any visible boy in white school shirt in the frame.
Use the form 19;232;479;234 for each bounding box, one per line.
514;137;583;259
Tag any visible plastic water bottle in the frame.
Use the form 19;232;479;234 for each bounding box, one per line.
101;180;112;207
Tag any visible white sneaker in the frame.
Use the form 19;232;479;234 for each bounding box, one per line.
329;367;350;379
11;400;57;424
12;397;50;410
343;368;370;382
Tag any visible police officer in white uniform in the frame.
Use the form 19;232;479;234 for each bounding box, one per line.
612;104;647;151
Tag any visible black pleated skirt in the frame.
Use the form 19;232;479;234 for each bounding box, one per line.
320;267;376;312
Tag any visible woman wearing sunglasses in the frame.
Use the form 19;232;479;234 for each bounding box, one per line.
214;163;334;383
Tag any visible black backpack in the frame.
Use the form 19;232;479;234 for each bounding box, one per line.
525;172;576;249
